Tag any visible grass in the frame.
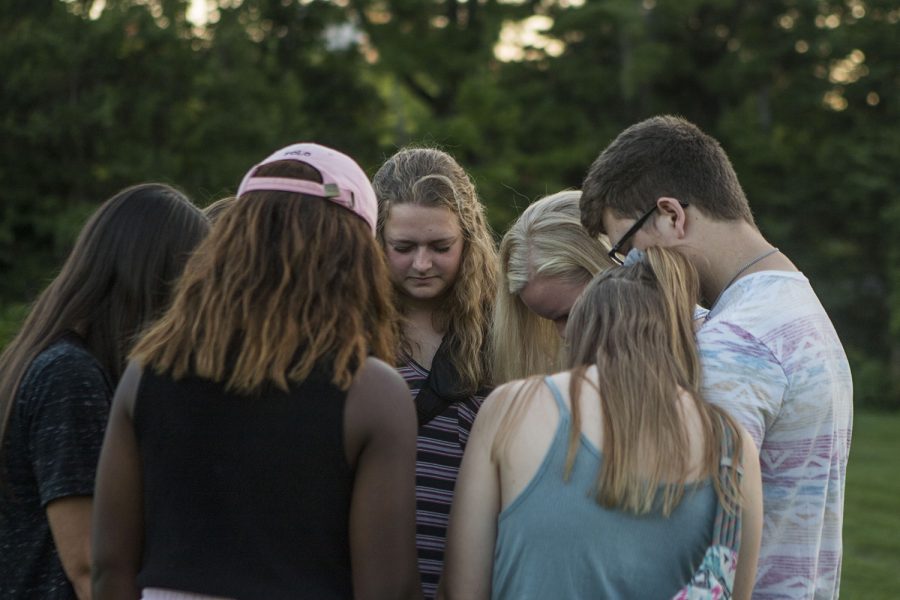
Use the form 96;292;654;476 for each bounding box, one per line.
841;410;900;598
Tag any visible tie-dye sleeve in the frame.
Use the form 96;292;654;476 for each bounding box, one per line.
697;320;788;450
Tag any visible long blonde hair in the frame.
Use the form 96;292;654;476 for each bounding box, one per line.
564;247;743;516
132;161;398;392
373;147;498;391
492;191;614;383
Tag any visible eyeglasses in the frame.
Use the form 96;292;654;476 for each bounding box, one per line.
607;201;688;265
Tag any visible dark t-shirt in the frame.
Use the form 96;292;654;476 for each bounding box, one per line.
0;335;112;599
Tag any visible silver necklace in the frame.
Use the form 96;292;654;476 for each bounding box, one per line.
707;247;779;317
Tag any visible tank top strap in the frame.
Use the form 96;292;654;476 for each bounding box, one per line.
542;376;570;420
711;414;743;551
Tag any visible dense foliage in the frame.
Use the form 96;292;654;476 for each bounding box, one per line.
2;0;898;407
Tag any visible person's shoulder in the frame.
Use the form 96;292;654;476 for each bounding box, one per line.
357;355;406;381
348;357;411;405
15;337;113;435
702;270;838;352
479;374;556;425
29;336;96;369
21;336;106;392
716;271;817;322
345;358;415;441
544;368;579;392
485;376;542;403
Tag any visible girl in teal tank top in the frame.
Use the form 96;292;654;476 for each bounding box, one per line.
442;247;762;600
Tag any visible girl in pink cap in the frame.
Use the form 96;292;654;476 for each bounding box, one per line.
372;148;498;599
92;144;422;600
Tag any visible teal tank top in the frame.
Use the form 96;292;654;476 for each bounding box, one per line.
491;378;717;599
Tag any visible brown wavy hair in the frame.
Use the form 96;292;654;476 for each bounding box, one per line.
132;161;398;392
564;247;743;516
0;184;208;477
372;147;498;391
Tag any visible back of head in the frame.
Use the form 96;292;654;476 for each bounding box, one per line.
372;147;498;390
503;191;612;295
564;247;715;515
203;196;237;224
0;183;209;464
566;247;700;387
580;115;754;237
133;145;398;392
493;191;614;382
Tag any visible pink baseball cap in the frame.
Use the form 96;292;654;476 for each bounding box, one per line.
236;143;377;234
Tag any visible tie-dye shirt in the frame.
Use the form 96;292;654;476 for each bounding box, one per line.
698;271;853;599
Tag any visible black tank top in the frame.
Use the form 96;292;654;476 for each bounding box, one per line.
134;367;354;599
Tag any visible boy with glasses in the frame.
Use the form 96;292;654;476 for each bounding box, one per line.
580;115;852;599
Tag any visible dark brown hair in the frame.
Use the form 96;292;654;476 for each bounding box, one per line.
132;161;399;392
0;184;209;473
581;115;754;237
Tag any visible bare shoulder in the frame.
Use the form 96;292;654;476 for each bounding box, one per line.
351;357;408;393
481;378;531;413
544;369;575;394
477;375;557;433
343;358;416;467
346;357;414;420
548;364;600;393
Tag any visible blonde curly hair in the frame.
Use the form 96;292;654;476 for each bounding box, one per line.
373;147;498;391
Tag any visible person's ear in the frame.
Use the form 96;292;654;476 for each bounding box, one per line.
655;197;687;239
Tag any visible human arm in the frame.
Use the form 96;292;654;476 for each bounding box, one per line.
91;360;144;600
343;358;422;600
45;497;93;599
26;343;114;599
697;322;787;449
733;427;762;600
441;386;506;600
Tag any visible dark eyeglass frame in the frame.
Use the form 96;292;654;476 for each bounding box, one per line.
607;201;688;265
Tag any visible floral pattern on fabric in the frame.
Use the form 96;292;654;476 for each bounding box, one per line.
672;545;739;600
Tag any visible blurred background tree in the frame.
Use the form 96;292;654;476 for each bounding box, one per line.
1;0;898;408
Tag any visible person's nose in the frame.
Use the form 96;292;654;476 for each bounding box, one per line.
412;248;432;272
